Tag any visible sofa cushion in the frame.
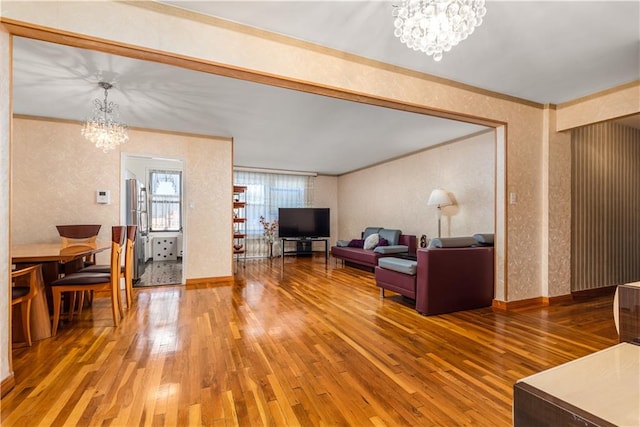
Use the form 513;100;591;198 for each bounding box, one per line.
379;228;401;246
364;233;379;250
373;245;409;254
331;246;381;267
428;236;478;248
363;227;383;240
473;233;495;246
336;240;350;247
378;257;418;275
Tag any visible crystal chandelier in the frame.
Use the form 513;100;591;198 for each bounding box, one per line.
81;82;129;152
393;0;487;61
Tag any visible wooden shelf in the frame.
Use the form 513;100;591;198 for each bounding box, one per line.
233;185;247;272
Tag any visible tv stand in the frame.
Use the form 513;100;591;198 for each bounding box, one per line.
280;237;329;264
296;239;313;256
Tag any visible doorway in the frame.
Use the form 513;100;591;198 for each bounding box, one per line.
123;154;185;287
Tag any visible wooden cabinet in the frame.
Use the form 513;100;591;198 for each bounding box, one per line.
616;282;640;344
233;185;246;271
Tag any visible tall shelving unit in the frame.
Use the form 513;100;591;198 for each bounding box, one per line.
233;185;247;272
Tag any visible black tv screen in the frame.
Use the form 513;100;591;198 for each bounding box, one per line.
278;208;330;238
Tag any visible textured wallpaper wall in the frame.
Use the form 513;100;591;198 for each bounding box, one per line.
12;117;233;280
1;26;12;386
557;83;640;131
337;131;495;243
543;109;572;298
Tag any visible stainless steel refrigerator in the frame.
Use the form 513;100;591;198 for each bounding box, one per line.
126;179;148;281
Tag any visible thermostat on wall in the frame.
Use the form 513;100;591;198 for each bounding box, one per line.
96;190;111;204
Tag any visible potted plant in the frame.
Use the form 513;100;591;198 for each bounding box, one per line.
259;215;278;258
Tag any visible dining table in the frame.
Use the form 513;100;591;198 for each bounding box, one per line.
11;241;110;341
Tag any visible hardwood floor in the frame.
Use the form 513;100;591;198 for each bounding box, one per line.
3;256;619;426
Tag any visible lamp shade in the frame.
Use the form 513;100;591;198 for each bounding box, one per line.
427;189;452;207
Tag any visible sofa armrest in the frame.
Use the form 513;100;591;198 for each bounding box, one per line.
373;245;408;254
416;247;494;315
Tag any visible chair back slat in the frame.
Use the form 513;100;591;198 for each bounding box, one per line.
127;225;137;244
57;225;102;266
110;226;127;278
124;225;137;309
56;224;102;239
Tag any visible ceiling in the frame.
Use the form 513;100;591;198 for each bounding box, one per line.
10;1;640;175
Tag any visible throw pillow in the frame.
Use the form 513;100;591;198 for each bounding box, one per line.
377;237;389;247
347;239;364;248
363;233;379;250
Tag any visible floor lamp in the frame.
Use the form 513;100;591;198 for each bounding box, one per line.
428;189;453;238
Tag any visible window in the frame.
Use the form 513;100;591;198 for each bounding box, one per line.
234;170;313;257
149;170;182;232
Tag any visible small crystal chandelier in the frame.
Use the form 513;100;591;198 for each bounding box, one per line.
393;0;487;61
81;82;129;152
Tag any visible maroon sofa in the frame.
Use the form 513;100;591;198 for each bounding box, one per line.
331;228;416;271
415;245;494;315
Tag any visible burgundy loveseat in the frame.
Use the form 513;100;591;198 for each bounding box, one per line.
331;227;416;271
375;234;495;315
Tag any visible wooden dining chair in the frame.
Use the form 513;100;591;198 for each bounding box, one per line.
80;225;137;309
50;226;126;336
56;224;103;315
11;264;42;347
56;224;102;267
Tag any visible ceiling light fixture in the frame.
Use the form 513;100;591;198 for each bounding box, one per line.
393;0;487;61
81;81;129;152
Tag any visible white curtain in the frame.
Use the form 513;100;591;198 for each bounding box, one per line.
149;170;182;232
234;170;313;258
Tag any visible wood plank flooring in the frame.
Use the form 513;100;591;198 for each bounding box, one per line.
2;256;619;426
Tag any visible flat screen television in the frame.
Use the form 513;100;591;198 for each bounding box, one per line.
278;208;330;239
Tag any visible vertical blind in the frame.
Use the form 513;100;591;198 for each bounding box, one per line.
234;170;314;257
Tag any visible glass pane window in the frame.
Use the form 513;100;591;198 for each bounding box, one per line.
149;170;182;232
